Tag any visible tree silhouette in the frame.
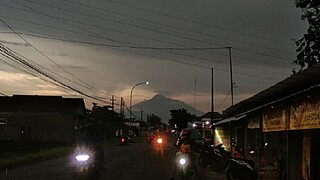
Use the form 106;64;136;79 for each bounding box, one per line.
294;0;320;71
147;114;161;128
168;108;194;131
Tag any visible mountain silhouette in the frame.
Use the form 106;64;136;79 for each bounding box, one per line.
130;94;204;123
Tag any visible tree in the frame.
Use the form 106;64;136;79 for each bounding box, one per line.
294;0;320;71
89;105;124;140
168;108;194;131
147;114;161;128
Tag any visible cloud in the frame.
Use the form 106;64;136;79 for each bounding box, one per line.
0;40;29;47
50;51;68;57
154;90;174;97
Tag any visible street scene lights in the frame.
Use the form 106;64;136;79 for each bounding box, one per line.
129;81;149;119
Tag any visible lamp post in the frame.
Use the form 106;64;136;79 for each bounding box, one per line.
129;81;149;119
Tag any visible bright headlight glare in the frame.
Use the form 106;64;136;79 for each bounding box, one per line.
75;154;90;162
157;138;163;144
179;158;187;165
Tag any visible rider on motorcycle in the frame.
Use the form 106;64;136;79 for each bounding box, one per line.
78;120;104;169
169;129;201;180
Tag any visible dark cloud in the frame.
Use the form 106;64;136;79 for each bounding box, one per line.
0;0;308;112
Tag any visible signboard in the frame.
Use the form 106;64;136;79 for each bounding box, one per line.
262;108;288;132
259;148;279;180
124;121;140;127
290;101;320;130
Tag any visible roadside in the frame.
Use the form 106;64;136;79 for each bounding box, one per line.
0;136;138;171
199;167;227;180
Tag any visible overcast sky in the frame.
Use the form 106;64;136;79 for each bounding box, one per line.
0;0;308;114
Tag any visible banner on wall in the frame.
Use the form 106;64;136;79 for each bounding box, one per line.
262;108;288;132
290;101;320;130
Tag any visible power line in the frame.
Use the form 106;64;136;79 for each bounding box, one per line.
3;29;284;81
0;92;8;96
0;6;288;80
0;18;96;91
59;0;296;57
19;1;293;63
0;59;75;95
217;89;231;109
0;3;293;72
0;43;113;105
0;15;289;76
103;0;294;46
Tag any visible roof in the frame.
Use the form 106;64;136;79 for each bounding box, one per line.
200;112;222;119
215;114;247;125
0;95;86;114
223;64;320;116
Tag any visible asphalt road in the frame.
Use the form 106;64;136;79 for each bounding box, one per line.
0;135;226;180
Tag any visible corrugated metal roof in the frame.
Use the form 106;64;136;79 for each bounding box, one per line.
223;64;320;116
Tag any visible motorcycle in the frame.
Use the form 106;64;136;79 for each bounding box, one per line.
176;152;194;180
146;135;154;144
156;137;163;144
71;143;104;180
226;158;257;180
197;143;216;168
204;144;230;172
120;136;130;145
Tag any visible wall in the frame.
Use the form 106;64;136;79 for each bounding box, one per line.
1;112;74;143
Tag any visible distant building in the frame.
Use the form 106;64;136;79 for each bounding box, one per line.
0;95;86;143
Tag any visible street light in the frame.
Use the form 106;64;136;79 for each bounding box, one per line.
129;81;149;119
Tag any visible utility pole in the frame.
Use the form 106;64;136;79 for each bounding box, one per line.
140;109;143;136
226;47;234;106
211;68;215;145
194;77;197;121
120;97;124;118
110;95;116;111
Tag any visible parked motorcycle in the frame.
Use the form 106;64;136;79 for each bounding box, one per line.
176;152;194;180
206;144;230;172
197;144;216;168
226;158;257;180
71;143;104;180
198;144;230;172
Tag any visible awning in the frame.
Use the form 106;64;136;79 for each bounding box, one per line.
214;114;247;125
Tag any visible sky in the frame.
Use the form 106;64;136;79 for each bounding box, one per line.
0;0;308;115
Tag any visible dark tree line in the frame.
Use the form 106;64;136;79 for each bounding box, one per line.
294;0;320;71
168;108;195;131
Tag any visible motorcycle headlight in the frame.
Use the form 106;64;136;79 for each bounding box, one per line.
179;158;187;166
75;154;90;162
157;138;163;144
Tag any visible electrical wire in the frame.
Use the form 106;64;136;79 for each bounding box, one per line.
0;43;114;105
59;0;296;57
0;18;96;91
17;1;294;63
103;0;294;46
0;2;293;75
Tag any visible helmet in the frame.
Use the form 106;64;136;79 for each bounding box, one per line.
180;129;190;139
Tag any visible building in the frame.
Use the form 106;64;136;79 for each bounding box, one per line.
215;64;320;180
0;95;86;143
